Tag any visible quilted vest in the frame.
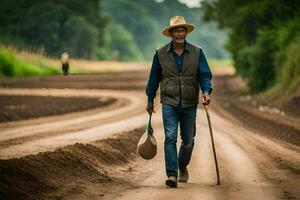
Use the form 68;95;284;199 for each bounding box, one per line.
157;42;201;107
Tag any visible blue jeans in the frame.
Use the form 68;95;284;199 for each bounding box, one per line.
162;103;197;177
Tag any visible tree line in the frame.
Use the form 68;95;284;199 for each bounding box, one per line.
101;0;229;60
0;0;106;59
0;0;229;61
202;0;300;93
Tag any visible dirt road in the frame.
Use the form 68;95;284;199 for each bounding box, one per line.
0;88;147;159
117;107;299;200
0;67;299;200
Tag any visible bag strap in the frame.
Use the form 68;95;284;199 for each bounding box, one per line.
147;114;153;136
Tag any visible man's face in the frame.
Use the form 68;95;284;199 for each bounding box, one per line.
170;27;187;44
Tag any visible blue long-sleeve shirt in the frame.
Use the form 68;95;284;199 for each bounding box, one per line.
146;42;212;103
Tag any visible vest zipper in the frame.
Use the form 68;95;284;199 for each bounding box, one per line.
179;72;182;106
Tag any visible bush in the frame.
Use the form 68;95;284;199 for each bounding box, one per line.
202;0;300;94
0;47;59;77
96;47;111;60
235;28;277;93
248;29;277;92
62;16;98;59
274;17;300;77
277;37;300;90
0;48;15;76
99;22;144;61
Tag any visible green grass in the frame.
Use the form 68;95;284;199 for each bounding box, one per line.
0;47;60;77
208;58;233;67
257;40;300;102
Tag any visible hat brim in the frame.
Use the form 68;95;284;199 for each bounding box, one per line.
162;24;194;37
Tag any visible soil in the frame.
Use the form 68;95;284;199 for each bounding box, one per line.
0;127;145;200
0;72;148;91
0;95;115;123
282;93;300;118
211;75;300;146
0;67;299;200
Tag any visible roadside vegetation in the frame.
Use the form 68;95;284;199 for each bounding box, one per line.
0;0;228;62
258;39;300;103
202;0;300;96
0;47;60;77
0;46;147;77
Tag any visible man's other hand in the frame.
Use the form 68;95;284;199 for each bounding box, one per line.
146;103;155;115
201;93;211;105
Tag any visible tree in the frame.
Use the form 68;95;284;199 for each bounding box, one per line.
202;0;300;92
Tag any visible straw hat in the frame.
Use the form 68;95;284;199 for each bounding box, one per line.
60;52;69;64
162;16;194;37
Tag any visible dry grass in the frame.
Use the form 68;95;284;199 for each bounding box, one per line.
0;46;151;76
70;59;150;73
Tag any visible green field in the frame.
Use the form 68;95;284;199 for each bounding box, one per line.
0;47;60;77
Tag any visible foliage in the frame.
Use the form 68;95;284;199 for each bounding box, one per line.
0;0;229;62
202;0;300;92
101;0;229;60
277;37;300;90
0;47;59;77
0;0;107;59
62;16;98;59
97;22;144;61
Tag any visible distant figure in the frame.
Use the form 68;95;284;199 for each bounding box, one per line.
60;52;70;76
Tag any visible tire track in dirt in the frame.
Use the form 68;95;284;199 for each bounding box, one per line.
115;108;289;200
210;105;300;200
0;127;146;200
212;75;300;146
1;71;299;199
0;88;147;159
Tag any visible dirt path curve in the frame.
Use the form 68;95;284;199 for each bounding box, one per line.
116;106;300;200
0;88;148;159
0;70;299;199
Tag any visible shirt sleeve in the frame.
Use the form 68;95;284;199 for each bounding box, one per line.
146;51;161;103
198;49;213;95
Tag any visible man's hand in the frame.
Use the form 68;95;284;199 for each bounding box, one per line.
201;93;211;105
146;102;155;115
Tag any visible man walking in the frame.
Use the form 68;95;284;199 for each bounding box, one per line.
60;52;70;76
146;16;212;188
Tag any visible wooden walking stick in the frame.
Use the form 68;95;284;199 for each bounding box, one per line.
203;104;221;185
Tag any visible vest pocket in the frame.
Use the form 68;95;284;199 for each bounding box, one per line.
162;78;179;98
181;78;198;101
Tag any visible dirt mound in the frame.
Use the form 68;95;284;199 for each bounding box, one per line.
0;127;144;200
0;95;116;123
281;89;300;118
213;75;300;146
0;72;148;90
